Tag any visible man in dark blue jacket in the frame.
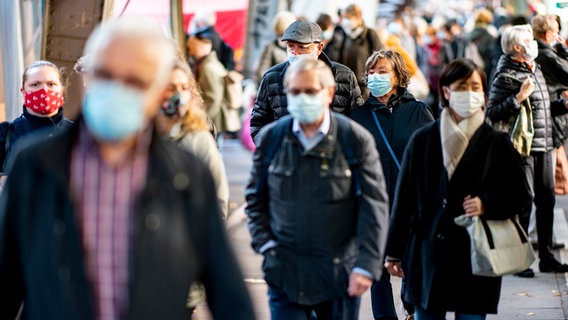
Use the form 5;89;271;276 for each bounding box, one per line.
246;58;389;319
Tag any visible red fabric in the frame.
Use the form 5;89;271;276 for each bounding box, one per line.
184;9;247;50
24;88;64;115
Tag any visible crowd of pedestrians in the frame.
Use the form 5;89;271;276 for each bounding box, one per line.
1;3;568;320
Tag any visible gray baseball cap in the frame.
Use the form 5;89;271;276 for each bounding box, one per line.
281;20;323;43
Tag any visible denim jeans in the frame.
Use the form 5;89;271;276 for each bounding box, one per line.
268;287;360;320
415;305;486;320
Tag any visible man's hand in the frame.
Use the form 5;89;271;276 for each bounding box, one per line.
384;261;404;278
347;272;372;297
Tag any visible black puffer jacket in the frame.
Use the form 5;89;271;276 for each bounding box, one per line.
350;89;433;202
535;40;568;147
486;55;567;153
250;52;363;145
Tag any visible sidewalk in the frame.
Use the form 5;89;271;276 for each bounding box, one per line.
222;203;568;320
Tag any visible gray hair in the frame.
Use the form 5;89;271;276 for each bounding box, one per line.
83;17;176;89
284;59;335;90
501;24;533;55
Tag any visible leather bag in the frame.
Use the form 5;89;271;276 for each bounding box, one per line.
454;214;535;277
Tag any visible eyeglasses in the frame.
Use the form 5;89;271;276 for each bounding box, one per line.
285;88;323;95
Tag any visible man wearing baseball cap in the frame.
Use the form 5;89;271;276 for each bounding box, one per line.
250;20;363;145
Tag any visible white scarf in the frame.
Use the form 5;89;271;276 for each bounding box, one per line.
440;107;485;179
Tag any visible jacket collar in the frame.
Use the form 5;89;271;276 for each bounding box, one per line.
367;87;409;112
21;106;66;127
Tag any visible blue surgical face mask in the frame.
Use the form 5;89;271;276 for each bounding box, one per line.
82;80;146;141
367;73;392;97
286;92;324;124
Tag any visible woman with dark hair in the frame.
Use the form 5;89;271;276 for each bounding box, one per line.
384;59;531;320
350;49;433;320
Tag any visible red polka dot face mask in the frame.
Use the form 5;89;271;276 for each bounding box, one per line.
24;88;64;115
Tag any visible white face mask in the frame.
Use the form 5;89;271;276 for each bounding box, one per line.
341;18;354;32
449;90;485;118
287;50;318;65
523;40;539;61
286;92;325;124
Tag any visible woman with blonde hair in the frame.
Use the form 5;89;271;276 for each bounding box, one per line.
255;11;296;81
156;60;229;219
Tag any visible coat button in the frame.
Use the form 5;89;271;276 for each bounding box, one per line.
173;173;190;191
333;257;341;264
344;169;352;177
145;214;161;231
53;220;66;236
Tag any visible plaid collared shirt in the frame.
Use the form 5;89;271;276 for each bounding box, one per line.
70;126;150;320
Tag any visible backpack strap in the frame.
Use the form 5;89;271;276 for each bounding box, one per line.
255;115;361;198
335;114;362;197
255;117;293;193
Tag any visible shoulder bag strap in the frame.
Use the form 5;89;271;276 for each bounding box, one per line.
371;111;401;169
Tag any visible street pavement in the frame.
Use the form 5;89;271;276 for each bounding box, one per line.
196;138;568;320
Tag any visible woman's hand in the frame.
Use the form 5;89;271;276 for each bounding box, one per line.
384;261;404;278
463;195;484;217
515;77;534;102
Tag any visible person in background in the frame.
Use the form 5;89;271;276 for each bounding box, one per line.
255;11;296;82
461;8;497;80
188;9;235;71
155;60;229;219
351;50;433;320
316;13;335;49
0;17;254;319
418;25;445;116
250;19;363;145
385;58;531;320
486;24;568;277
187;33;241;148
0;60;73;173
529;14;568;250
246;58;389;320
325;4;384;98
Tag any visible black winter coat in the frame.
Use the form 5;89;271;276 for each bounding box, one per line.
535;40;568;146
0;107;73;171
250;52;363;145
245;113;390;305
350;89;433;202
386;120;531;314
487;55;568;152
0;123;254;320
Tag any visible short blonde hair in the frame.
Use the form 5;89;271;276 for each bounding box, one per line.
532;14;559;39
474;8;493;25
273;11;296;38
343;4;362;19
